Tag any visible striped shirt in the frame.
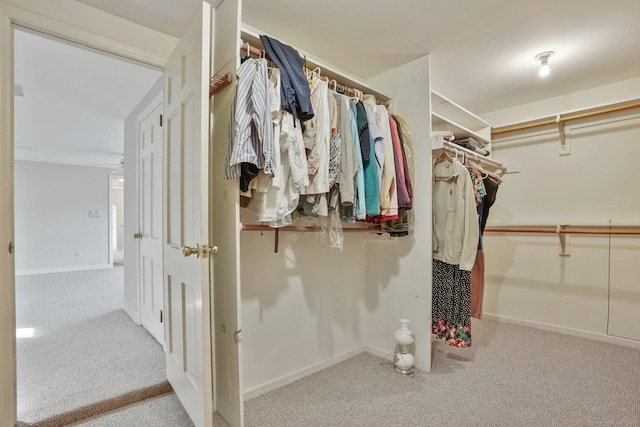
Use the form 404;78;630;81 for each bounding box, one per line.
225;58;274;180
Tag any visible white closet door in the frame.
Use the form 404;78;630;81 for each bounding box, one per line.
608;235;640;341
163;3;213;427
139;94;164;345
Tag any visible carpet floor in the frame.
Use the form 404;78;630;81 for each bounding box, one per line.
16;266;167;424
16;267;640;426
243;319;639;427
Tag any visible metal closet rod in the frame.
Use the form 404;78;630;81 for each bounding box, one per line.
239;40;390;106
491;100;640;136
484;226;640;235
241;223;383;233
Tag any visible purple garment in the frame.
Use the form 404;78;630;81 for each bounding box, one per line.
393;117;413;207
389;116;410;207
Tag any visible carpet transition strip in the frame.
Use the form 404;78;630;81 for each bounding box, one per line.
17;381;173;427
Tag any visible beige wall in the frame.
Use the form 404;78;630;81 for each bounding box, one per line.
482;107;640;346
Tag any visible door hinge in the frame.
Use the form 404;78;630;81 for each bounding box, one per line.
160;310;163;323
159;114;163;127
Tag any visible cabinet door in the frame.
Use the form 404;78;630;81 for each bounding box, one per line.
608;235;640;341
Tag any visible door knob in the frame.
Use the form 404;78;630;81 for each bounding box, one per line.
183;244;200;258
133;232;142;239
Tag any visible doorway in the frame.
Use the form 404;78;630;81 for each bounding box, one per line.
110;174;125;266
12;27;166;424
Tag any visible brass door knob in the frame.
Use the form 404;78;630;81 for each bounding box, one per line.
133;233;142;239
183;244;200;258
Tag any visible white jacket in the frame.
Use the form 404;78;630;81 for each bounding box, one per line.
432;158;479;271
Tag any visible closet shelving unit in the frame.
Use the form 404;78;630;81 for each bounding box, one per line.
431;90;507;175
236;27;395;235
210;8;433;426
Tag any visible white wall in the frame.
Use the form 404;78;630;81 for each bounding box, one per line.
241;232;367;398
14;160;111;274
483;108;640;346
123;76;163;323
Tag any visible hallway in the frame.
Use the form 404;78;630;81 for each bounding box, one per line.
15;266;175;425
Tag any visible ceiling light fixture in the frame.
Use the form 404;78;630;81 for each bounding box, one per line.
535;51;554;77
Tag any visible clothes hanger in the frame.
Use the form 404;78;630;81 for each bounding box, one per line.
466;154;488;179
330;79;338;92
467;156;502;183
433;147;452;167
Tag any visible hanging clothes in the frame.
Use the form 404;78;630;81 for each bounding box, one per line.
432;158;479;270
432;156;479;348
389;115;410;208
380;115;414;236
302;76;331;197
327;92;341;189
230;36;418;244
349;100;366;220
225;58;274;190
356;102;380;217
471;175;500;319
432;259;472;348
375;105;398;220
259;35;314;122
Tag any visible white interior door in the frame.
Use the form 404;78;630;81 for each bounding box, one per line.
139;94;165;344
163;3;213;427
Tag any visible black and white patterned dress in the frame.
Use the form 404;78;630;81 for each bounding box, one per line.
432;258;472;347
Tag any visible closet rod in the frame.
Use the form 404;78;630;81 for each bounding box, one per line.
209;72;233;97
240;41;390;106
241;224;384;234
484;227;640;235
491;100;640;136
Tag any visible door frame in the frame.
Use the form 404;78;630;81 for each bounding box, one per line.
0;3;176;425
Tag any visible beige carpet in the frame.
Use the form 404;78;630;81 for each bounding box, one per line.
16;266;167;424
244;319;639;427
73;317;639;426
15;265;639;426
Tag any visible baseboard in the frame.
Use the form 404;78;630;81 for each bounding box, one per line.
363;344;396;363
243;345;366;401
483;313;640;350
16;264;112;276
121;302;140;325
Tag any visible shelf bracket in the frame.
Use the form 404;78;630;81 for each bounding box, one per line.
557;224;570;257
557;115;570;156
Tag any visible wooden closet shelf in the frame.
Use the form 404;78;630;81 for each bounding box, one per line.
241;223;384;233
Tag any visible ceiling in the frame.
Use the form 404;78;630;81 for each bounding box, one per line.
14;29;162;168
77;0;640;115
15;0;640;168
